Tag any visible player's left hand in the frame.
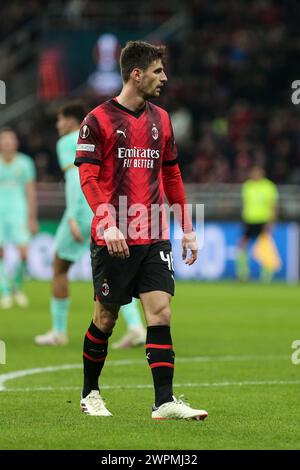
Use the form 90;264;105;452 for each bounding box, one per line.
182;231;198;265
28;218;39;235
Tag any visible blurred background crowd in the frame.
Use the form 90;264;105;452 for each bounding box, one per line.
1;0;300;185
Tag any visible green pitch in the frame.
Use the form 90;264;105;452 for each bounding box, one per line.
0;281;299;450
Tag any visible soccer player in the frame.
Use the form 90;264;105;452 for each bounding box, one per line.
35;102;92;345
75;41;208;420
236;165;279;282
35;102;146;347
0;128;37;309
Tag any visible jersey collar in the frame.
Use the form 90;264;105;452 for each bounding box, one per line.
109;98;146;118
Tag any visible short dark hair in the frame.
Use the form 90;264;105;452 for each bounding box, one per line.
120;41;166;82
0;126;17;136
59;101;87;123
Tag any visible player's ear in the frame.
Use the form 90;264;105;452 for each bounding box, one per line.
131;68;142;82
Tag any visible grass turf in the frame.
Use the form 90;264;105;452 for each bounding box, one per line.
0;280;299;450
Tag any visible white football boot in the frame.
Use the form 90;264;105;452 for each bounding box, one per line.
14;291;29;308
80;390;112;416
0;295;13;310
111;326;146;349
152;395;208;420
34;330;68;346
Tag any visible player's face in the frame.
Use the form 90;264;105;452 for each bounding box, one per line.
250;167;264;180
138;59;167;99
56;113;72;137
0;131;18;154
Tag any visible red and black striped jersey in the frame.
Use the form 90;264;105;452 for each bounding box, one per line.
75;98;185;245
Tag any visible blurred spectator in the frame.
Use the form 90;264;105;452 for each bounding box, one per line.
170;103;193;146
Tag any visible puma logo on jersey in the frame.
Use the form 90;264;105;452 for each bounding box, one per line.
116;129;127;138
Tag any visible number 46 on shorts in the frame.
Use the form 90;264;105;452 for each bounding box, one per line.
160;251;174;271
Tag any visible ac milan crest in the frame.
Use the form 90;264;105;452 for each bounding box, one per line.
152;123;158;140
101;282;109;296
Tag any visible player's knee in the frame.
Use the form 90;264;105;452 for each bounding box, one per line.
94;308;118;333
53;256;70;276
53;258;62;276
152;305;171;325
101;316;117;332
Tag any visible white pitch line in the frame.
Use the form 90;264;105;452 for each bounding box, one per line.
0;355;290;392
0;364;81;391
2;379;300;393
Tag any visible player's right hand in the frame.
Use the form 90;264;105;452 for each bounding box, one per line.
69;218;84;243
28;218;39;235
104;226;130;259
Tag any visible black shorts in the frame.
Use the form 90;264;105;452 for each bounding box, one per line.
243;223;266;240
91;240;175;305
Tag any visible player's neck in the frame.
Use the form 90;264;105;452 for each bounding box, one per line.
1;152;16;162
67;126;80;135
116;87;146;113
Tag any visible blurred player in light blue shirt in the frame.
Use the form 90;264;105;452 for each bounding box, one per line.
0;128;38;309
35;102;91;345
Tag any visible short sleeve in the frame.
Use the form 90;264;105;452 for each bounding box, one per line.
57;135;76;171
23;156;36;182
75;113;103;166
64;167;82;220
162;115;178;167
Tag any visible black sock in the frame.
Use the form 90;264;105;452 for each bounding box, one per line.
82;321;111;398
146;325;175;407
